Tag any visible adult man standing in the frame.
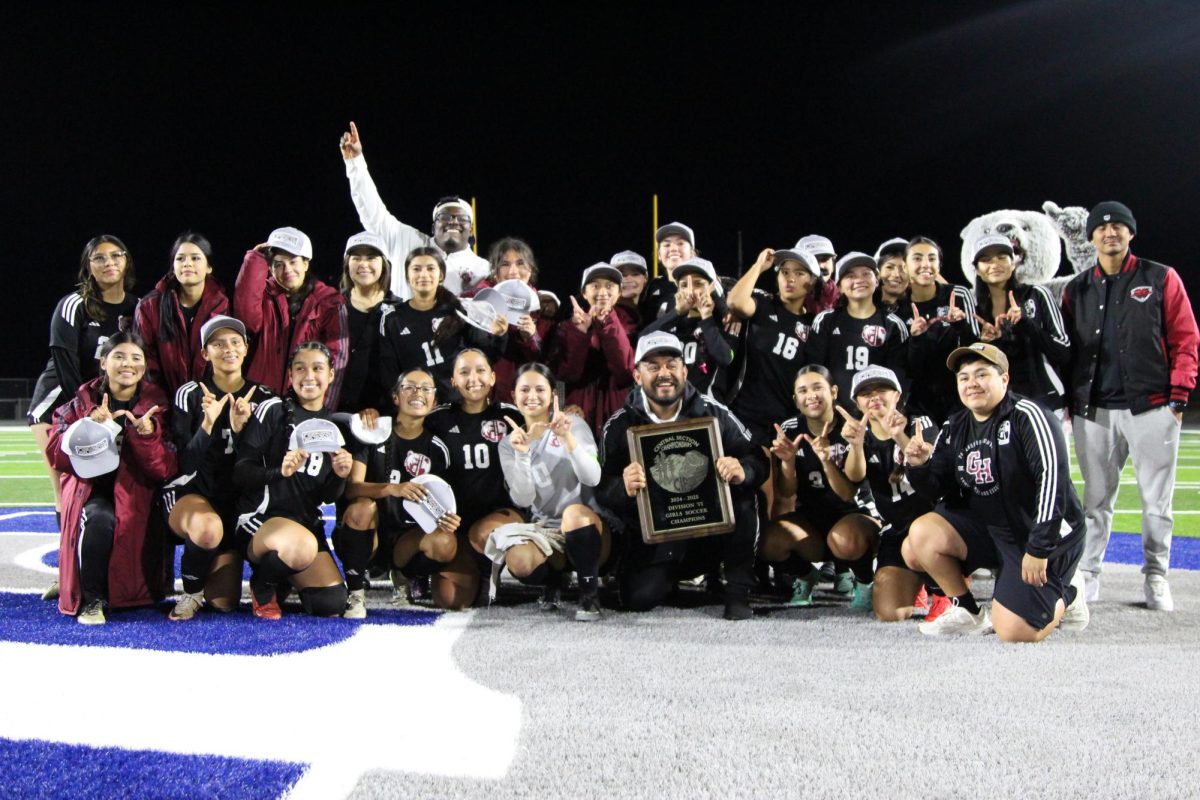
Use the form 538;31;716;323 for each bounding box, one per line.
1062;201;1198;610
339;121;489;299
597;332;767;620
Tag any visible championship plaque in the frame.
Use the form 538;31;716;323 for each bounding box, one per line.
626;417;735;543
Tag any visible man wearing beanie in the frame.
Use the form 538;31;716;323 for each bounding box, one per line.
1061;201;1199;611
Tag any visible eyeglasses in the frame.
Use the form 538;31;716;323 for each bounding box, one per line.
434;213;472;225
89;252;127;265
397;384;436;395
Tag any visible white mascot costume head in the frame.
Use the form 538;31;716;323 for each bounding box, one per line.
959;200;1094;296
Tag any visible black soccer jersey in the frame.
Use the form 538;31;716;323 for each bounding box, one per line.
235;396;347;528
897;283;978;423
352;427;451;532
640;310;736;398
732;295;812;437
169;378;274;505
806;306;909;408
379;300;506;399
779;415;859;517
861;415;937;533
425;402;516;519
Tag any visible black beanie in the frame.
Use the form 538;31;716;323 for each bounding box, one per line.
1087;201;1137;238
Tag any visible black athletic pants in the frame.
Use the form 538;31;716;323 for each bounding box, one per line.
78;495;117;604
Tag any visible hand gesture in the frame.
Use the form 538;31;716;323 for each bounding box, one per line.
944;291;965;324
623;461;647;496
339;121;363;160
881;409;908;439
569;296;591;334
975;313;1001;342
503;415;546;453
435;512;462;536
903;425;933;466
909;304;929;336
1003;290;1022;326
330;448;354;478
515;314;538;339
769;423;804;462
89;393;114;424
230;386;257;433
696;290;715;320
281;448;308;478
392;480;429;501
800;419;835;464
715;455;746;485
674;289;696;315
199;384;230;434
115;405;160;437
752;248;776;273
547;395;574;445
835;406;866;446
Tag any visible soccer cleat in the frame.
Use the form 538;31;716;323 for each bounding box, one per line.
1083;573;1100;604
917;602;991;636
77;600;106;626
925;593;952;623
1059;572;1090;632
789;567;820;607
389;569;412;606
724;591;753;621
575;592;602;622
850;581;874;611
408;574;431;604
912;585;930;616
834;570;855;596
250;586;282;620
343;589;367;619
41;580;60;601
539;583;562;612
168;591;205;621
818;561;836;584
1145;575;1174;612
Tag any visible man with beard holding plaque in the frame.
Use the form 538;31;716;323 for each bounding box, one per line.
598;331;768;620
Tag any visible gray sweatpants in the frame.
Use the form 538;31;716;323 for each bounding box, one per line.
1074;405;1179;577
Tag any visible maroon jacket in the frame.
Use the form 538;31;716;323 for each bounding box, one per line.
492;313;557;404
549;304;636;438
46;378;176;615
234;249;349;409
134;275;229;395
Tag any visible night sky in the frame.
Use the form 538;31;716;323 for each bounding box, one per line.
5;2;1199;381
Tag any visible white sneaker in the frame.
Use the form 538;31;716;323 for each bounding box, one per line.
344;588;367;619
1083;573;1100;604
1059;572;1090;632
168;591;205;621
389;569;411;606
1145;575;1174;612
917;603;991;636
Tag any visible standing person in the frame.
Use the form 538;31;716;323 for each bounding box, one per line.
806;252;909;408
339;121;488;298
874;238;910;316
234;227;348;410
234;342;352;619
1062;202;1199;610
640;257;737;401
726;246;821;449
764;365;880;609
28;235;138;601
378;247;507;399
164;316;271;620
796;235;840;313
904;343;1089;642
489;364;612;621
597;332;768;621
970;234;1071;414
134;232;229;395
549;263;637;439
337;231;398;416
639;222;695;327
45;330;176;624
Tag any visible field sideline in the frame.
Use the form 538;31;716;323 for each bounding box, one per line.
3;424;1199;537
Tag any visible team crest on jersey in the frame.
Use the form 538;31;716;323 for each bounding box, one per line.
1130;286;1154;303
404;451;432;477
937;305;950;320
997;421;1011;445
861;325;886;346
829;443;849;467
1024;299;1037;318
965;451;993;484
481;419;506;443
431;316;444;331
795;321;809;341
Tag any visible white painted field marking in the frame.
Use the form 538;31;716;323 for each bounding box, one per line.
14;541;56;575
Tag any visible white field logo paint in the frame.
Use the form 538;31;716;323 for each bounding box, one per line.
0;512;522;799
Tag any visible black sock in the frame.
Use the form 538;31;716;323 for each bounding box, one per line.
334;526;375;591
253;550;297;604
954;592;980;615
779;554;814;576
564;525;601;596
850;554;875;585
181;539;217;595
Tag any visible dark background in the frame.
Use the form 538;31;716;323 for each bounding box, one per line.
5;2;1198;382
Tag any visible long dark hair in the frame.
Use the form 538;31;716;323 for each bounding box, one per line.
78;235;137;322
159;231;214;344
96;328;147;400
487;236;539;284
972;258;1022;319
403;246;471;349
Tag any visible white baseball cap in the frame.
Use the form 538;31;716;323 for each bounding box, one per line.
834;252;878;283
199;315;247;347
611;250;648;273
770;248;821;277
288;418;345;453
457;295;504;333
655;221;695;247
61;418;121;479
635;331;685;363
873;237;910;262
971;234;1015;264
350;414;392;445
492;279;541;323
344;231;387;257
796;235;836;258
580;262;623;291
402;474;457;533
851;366;902;397
267;227;313;260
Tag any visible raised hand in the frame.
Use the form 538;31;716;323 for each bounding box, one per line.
281;448;308;478
909;304;929;336
835;406;866;446
1003;290;1022;326
89;393;114;424
200;384;230;435
801;418;835;463
569;296;591;334
548;395;573;441
504;414;546;453
752;248;776;273
230;386;257;434
339;121;363;160
115;405;160;437
331;448;354;478
623;461;647;496
674;289;696;315
881;408;909;440
515;314;538;339
770;423;805;462
696;290;715;320
945;291;965;323
975;313;1001;342
903;424;933;466
715;455;746;485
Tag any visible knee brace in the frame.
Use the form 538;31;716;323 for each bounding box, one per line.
299;584;349;617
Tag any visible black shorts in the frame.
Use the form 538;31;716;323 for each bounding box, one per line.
236;513;330;556
876;523;911;570
162;487;242;554
991;532;1083;631
930;504;1001;575
787;503;879;547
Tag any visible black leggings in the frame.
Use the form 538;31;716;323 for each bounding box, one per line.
78;495;117;604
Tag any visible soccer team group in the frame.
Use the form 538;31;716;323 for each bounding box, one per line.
26;123;1198;641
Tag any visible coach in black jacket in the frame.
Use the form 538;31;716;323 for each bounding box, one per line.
905;343;1087;642
1061;201;1198;611
598;331;767;620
